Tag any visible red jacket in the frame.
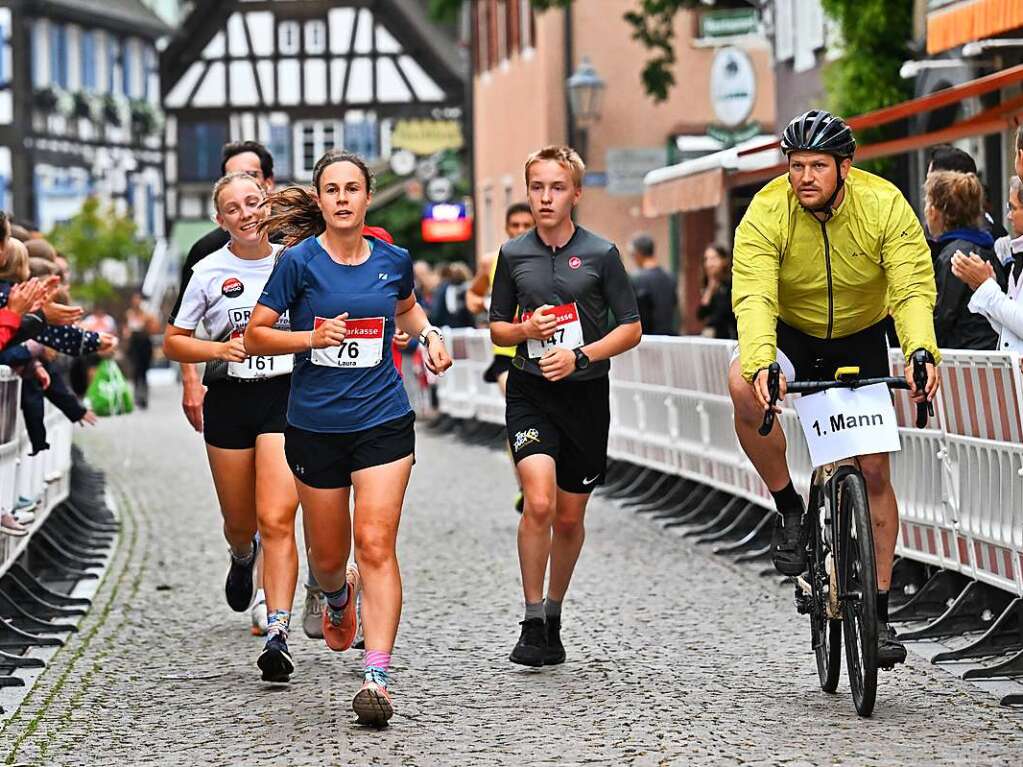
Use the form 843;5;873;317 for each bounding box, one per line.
0;308;21;351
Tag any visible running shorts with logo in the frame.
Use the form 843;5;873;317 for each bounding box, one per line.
505;367;610;493
769;318;891;381
284;412;415;489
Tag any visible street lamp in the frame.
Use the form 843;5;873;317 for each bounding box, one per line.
566;56;605;161
899;59;970;79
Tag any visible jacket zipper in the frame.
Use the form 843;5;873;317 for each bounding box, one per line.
820;220;834;339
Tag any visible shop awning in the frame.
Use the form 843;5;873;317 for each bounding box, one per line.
927;0;1023;55
643;63;1023;217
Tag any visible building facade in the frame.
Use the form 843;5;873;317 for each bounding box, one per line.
160;0;465;225
0;0;167;236
472;1;775;331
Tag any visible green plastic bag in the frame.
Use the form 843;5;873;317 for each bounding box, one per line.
85;359;135;416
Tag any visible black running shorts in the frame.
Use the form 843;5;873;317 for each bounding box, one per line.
504;368;610;494
203;376;290;450
777;318;891;381
284;411;416;489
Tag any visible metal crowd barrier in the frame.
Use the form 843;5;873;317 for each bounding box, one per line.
437;330;1023;597
0;365;75;581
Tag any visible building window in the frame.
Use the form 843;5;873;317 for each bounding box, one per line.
121;42;132;96
81;31;96;90
50;24;68;88
143;46;155;101
519;0;533;50
108;37;119;93
496;1;507;62
268;123;291;179
145;184;156;237
477;1;489;73
305;20;326;55
296;120;341;177
178;121;229;182
279;21;300;55
344;119;378;159
0;17;9;86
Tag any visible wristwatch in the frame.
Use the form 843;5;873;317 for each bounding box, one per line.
573;348;590;371
419;324;443;345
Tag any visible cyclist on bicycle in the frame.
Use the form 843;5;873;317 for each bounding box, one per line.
728;110;940;667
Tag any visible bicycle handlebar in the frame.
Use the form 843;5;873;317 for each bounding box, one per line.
757;355;933;436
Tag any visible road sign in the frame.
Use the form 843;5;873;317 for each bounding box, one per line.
426;176;454;203
389;149;416;176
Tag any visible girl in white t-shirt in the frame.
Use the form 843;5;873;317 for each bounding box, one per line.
163;173;299;683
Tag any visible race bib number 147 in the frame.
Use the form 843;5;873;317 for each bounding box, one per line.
522;302;584;359
311;316;385;369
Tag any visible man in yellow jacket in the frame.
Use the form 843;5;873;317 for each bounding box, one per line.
728;110;940;668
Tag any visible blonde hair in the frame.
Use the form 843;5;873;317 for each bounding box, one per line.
212;172;265;215
924;170;984;230
524;145;585;188
0;239;30;283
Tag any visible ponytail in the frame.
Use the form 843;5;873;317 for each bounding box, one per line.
260;186;325;248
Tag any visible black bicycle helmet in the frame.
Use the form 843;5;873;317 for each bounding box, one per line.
780;110;856;159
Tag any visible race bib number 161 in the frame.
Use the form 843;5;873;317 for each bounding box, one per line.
311;316;385;369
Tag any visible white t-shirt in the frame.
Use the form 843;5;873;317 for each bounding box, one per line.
173;242;291;380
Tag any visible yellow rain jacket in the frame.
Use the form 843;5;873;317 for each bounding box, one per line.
732;167;939;381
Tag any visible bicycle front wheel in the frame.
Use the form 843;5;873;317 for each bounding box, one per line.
838;472;879;717
807;483;841;692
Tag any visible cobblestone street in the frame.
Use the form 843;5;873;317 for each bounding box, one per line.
1;386;1020;766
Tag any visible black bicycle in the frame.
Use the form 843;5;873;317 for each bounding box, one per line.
758;354;931;717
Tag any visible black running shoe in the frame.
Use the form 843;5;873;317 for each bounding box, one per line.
770;505;808;576
257;633;294;683
509;618;546;666
877;624;907;669
225;536;259;612
544;616;566;665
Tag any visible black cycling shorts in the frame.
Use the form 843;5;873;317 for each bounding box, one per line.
203;376;290;450
284;411;416;489
505;368;610;494
776;318;891;381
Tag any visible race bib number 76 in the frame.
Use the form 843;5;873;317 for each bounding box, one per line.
311;316;385;369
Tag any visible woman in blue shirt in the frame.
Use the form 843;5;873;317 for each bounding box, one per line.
246;150;451;727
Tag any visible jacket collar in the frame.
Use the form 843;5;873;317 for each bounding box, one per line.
938;228;995;248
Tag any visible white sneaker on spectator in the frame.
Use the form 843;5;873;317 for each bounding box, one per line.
1;513;28;537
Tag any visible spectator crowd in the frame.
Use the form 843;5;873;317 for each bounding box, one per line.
0;214;119;538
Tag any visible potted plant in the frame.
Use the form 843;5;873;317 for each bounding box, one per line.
72;91;97;120
33;86;59;112
102;93;122;127
129;99;162;137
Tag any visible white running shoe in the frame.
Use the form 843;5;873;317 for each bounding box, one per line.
250;593;268;636
302;586;324;639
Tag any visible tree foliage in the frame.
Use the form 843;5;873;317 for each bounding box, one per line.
48;197;151;303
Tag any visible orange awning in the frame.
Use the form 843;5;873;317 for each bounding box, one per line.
927;0;1023;55
644;64;1023;217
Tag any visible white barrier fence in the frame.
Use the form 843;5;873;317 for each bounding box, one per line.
437;330;1023;596
0;366;74;579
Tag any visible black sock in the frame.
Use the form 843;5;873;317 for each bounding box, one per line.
770;482;801;515
877;591;889;622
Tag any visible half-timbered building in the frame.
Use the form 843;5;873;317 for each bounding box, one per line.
0;0;168;235
160;0;466;227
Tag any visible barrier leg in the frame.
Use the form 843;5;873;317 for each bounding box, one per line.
890;557;932;609
60;502;119;532
632;478;694;514
962;647;1023;680
0;592;77;634
932;598;1023;663
890;570;972;623
23;545;99;581
6;563;92;607
603;468;660;501
898;581;1015;641
45;515;115;549
621;473;679;509
3;575;87;618
0;617;63;649
733;540;773;564
694;502;761;545
680;496;745;538
0;649;45;669
713;510;773;555
599;464;645;495
30;535;106;570
662;489;728;528
34;529;108;563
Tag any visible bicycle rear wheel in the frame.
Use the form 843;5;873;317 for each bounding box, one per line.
837;472;879;717
807;483;841;692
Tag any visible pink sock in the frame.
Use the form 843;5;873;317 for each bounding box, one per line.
364;650;391;673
